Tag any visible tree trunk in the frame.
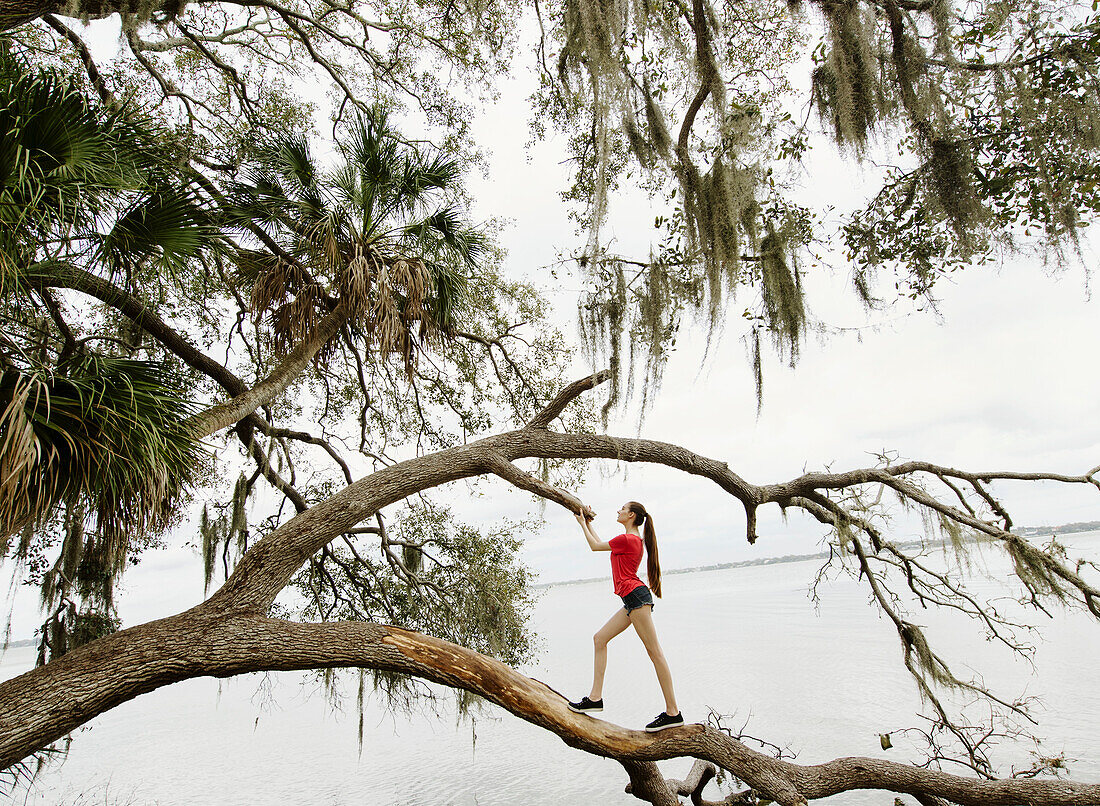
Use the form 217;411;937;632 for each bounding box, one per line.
4;611;1099;806
3;372;1098;805
185;302;350;439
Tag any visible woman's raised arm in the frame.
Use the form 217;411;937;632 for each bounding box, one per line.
575;511;611;551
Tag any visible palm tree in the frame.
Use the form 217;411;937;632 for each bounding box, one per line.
228;105;486;375
0;353;200;582
0;52;213;655
0;51;218;294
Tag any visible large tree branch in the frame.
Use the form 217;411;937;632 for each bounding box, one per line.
3;613;1099;806
3;372;1098;804
677;0;717;156
483;450;594;518
205;417;767;610
26;261;247;397
525;368;610;429
204;372;1097;615
41;14;114;106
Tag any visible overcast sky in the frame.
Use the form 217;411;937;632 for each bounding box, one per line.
450;67;1100;586
4;32;1099;643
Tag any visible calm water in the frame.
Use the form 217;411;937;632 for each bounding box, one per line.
4;532;1100;805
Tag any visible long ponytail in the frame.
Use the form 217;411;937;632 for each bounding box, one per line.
628;501;661;598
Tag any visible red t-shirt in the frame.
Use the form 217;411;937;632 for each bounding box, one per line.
609;533;646;597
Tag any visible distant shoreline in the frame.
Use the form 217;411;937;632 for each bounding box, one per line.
1014;520;1100;537
4;523;1096;643
537;521;1100;589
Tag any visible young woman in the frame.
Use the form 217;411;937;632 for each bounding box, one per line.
568;501;683;732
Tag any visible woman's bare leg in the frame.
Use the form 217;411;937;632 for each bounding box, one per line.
590;608;632;700
629;605;679;715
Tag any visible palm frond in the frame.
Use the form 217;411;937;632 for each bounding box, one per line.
1;51;220;300
230;106;490;371
345;108;400;216
0;356;201;550
262;134;319;198
396;153;462;210
98;188;222;278
404;207;487;267
426;259;471;335
0;61;123;243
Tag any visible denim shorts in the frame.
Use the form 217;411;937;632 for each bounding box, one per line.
621;585;654;613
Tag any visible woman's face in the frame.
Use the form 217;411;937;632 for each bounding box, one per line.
616;504;633;526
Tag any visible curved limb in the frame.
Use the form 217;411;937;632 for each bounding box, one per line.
4;370;1100;803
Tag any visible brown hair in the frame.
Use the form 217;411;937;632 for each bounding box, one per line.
627;501;661;598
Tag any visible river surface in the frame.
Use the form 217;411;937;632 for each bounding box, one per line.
4;532;1100;805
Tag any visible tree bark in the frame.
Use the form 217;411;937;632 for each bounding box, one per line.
3;613;1099;806
0;0;172;31
1;0;63;31
2;372;1098;805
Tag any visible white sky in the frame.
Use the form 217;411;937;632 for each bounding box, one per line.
452;67;1100;587
4;23;1100;642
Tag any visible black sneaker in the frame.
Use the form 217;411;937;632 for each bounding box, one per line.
645;711;684;732
568;696;603;714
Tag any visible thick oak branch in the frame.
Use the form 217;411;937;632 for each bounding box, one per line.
525;369;610;429
205;425;763;611
3;373;1097;805
3;614;1098;806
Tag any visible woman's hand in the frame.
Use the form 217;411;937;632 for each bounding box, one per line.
575;506;610;551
